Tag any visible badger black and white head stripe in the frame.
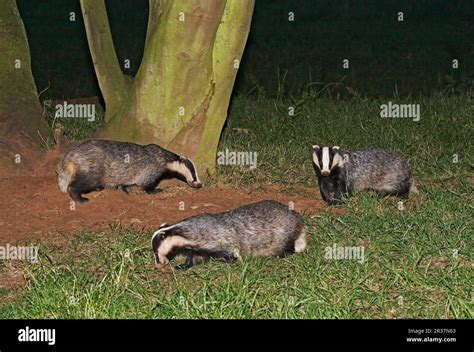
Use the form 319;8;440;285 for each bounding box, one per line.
151;224;186;265
312;145;321;169
150;200;306;269
167;157;202;188
312;145;343;176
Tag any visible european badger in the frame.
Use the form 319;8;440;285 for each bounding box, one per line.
57;139;202;203
312;145;418;205
151;200;306;269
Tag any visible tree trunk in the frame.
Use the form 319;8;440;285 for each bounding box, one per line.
80;0;130;122
80;0;255;179
0;0;49;174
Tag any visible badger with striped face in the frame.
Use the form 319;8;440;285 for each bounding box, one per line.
57;139;202;203
312;145;344;177
312;145;346;205
151;200;306;269
312;145;417;205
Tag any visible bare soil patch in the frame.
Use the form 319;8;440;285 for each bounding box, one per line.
0;173;329;243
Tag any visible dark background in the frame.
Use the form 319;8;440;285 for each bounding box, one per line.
17;0;474;100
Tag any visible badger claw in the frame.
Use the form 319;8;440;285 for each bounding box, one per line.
328;198;343;206
117;185;129;194
155;262;167;270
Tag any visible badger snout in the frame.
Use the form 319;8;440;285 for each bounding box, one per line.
190;181;202;188
321;170;331;176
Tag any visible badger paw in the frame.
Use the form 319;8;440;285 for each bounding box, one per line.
328;198;343;206
116;185;129;194
144;187;162;195
70;195;89;203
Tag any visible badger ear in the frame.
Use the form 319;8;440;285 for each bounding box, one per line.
151;230;164;252
332;146;340;150
153;224;177;238
312;145;320;150
159;223;168;229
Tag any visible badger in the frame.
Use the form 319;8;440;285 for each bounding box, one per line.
312;145;418;205
151;200;306;269
57;139;202;203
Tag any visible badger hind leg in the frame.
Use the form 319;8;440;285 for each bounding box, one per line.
397;189;410;199
143;178;161;194
398;179;414;199
67;173;103;203
377;183;411;199
212;251;237;263
116;185;129;194
67;180;90;203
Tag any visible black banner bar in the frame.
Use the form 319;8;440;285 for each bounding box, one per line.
0;319;471;349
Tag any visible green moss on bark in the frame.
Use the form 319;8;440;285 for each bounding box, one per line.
80;0;130;122
0;0;49;154
89;0;255;178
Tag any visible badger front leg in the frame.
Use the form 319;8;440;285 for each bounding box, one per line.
182;252;210;269
331;177;347;206
319;178;333;204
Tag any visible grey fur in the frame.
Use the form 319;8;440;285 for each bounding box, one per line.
342;149;413;194
151;200;306;268
57;139;202;203
312;146;416;205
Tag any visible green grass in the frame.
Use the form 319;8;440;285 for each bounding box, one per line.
0;95;472;318
216;93;472;188
41;101;105;146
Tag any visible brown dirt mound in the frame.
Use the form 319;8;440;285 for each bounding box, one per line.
0;172;329;243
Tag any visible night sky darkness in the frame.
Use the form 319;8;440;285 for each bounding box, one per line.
16;0;474;100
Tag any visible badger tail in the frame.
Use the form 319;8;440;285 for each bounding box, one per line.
294;228;307;253
409;181;419;195
57;161;76;193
